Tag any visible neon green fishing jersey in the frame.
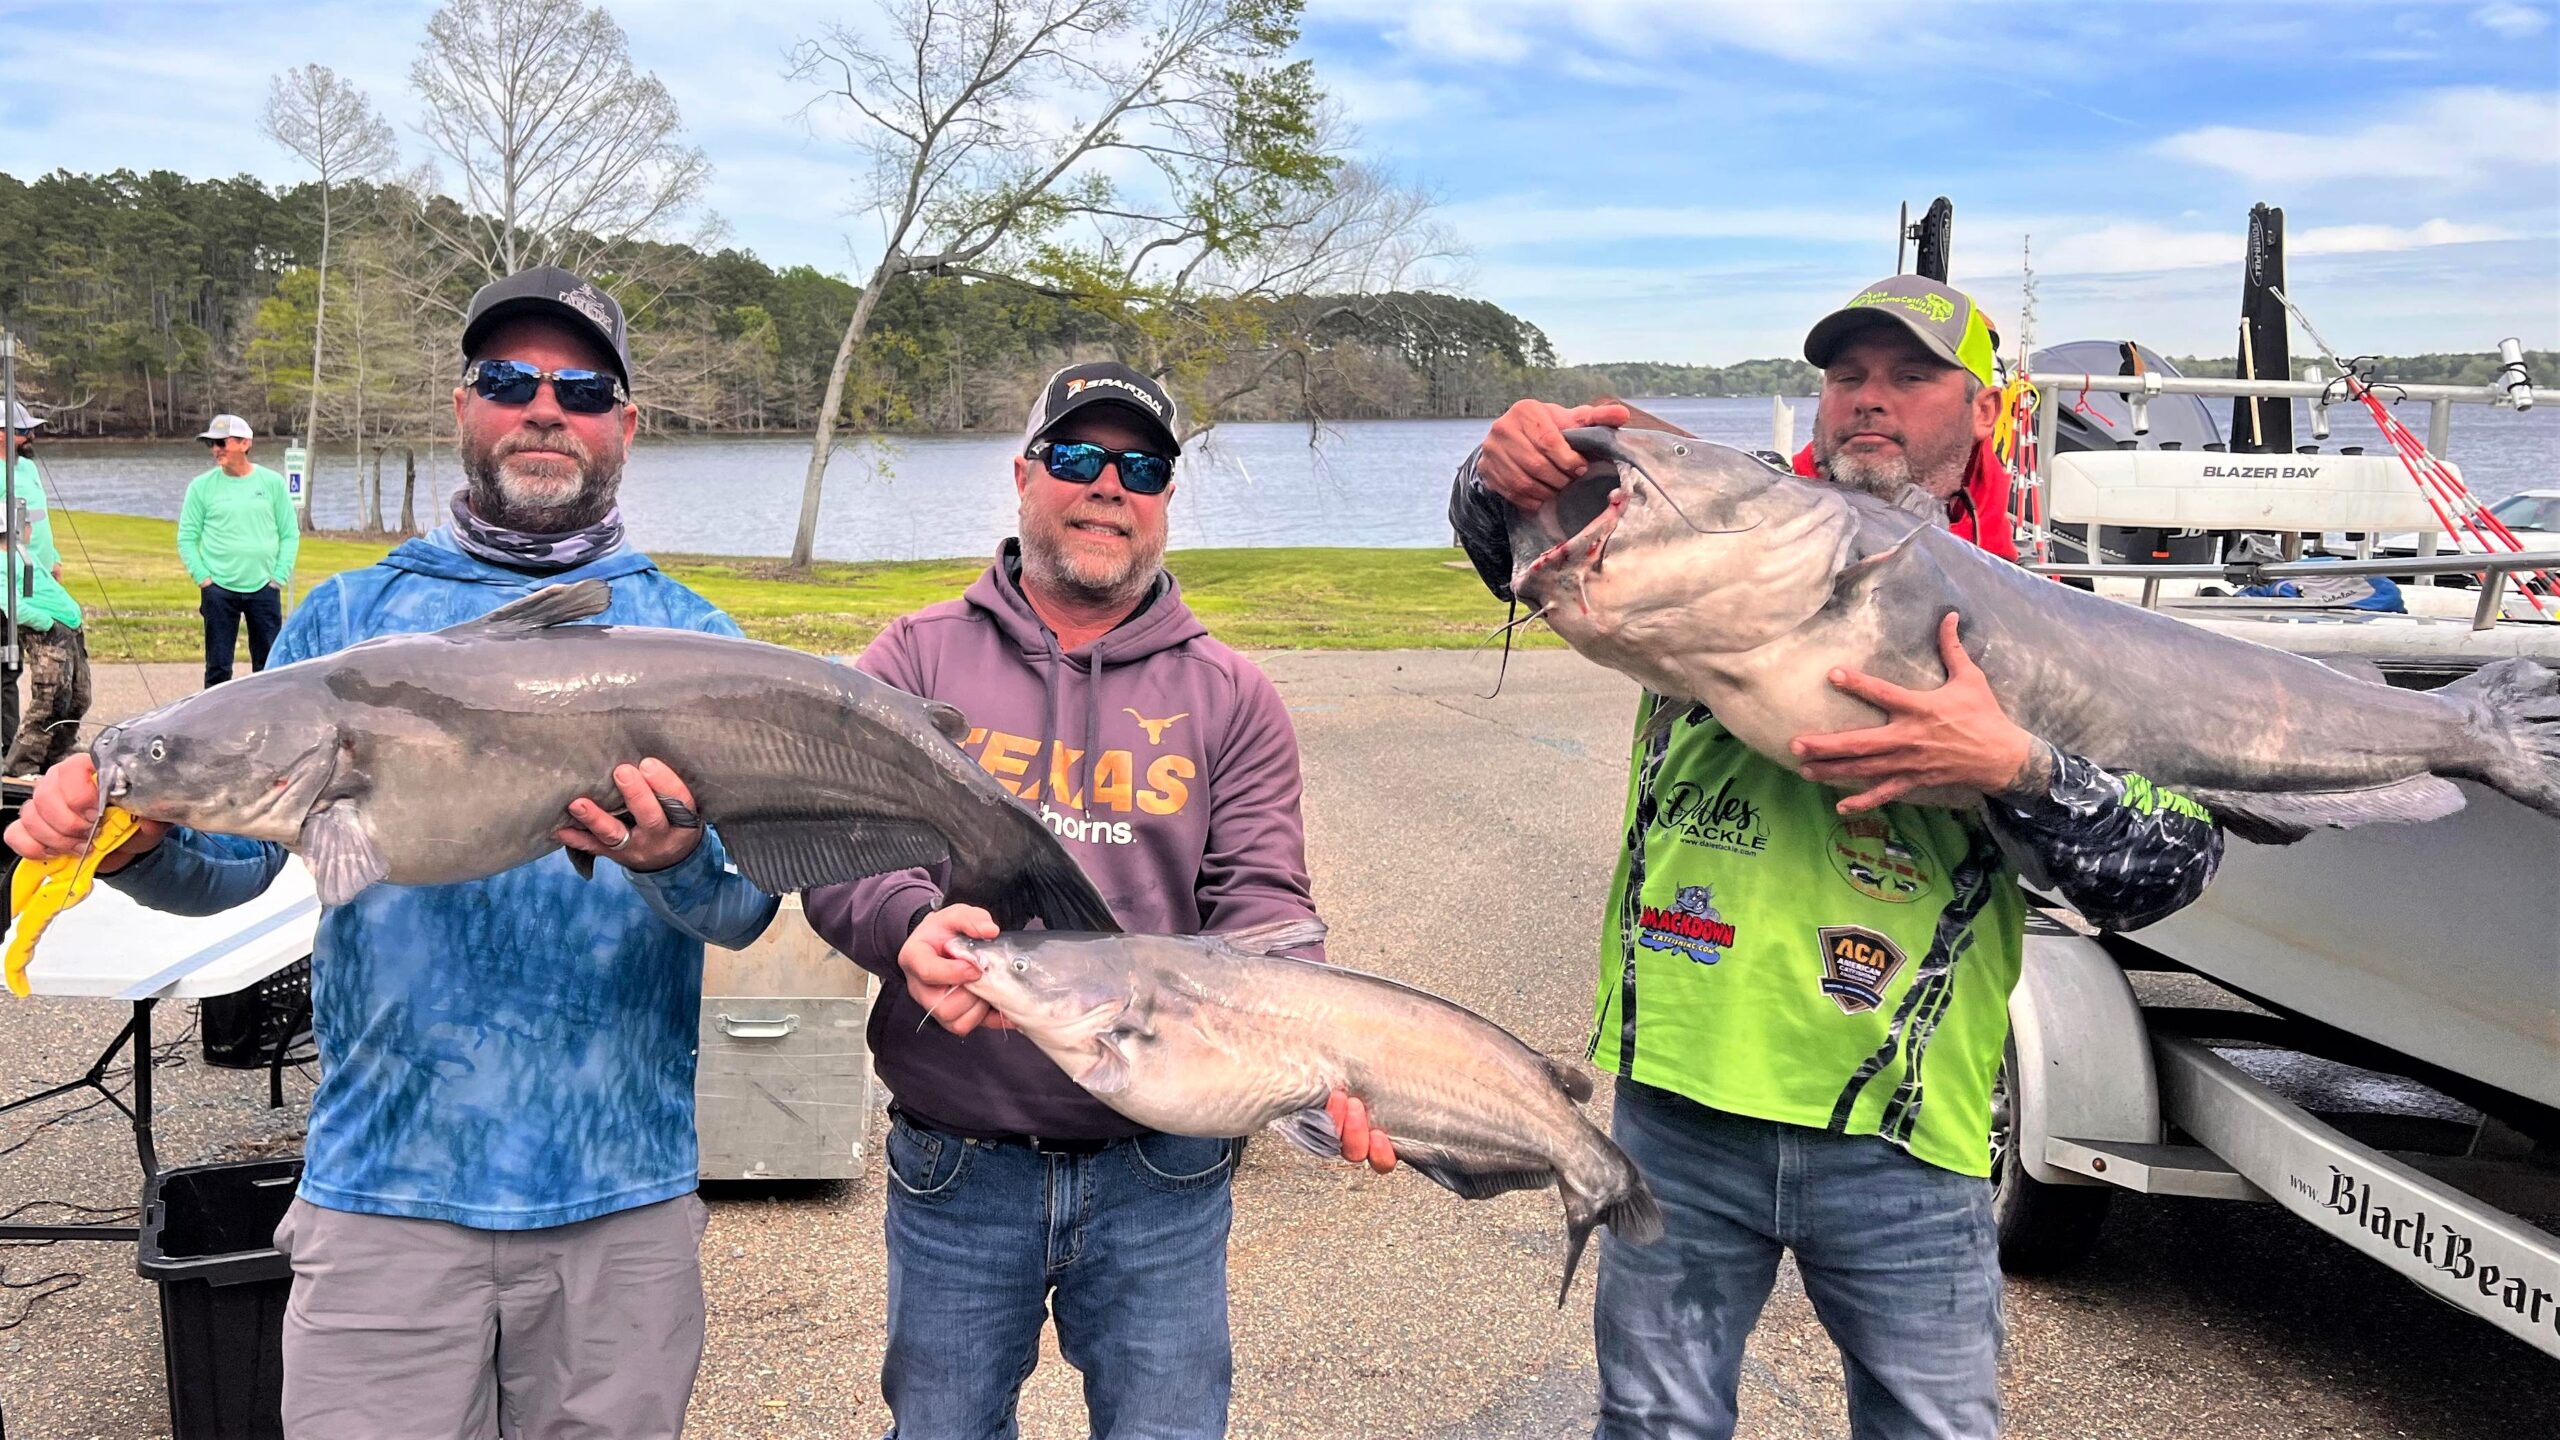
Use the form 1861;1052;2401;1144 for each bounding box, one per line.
1592;697;2024;1176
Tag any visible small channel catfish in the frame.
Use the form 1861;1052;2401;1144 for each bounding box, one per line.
954;917;1663;1302
1505;429;2560;841
87;579;1117;927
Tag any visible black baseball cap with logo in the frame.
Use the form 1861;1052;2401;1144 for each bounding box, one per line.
460;265;633;388
1021;361;1182;457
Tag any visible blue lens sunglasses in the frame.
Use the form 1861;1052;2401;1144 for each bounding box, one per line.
1028;440;1174;495
466;359;627;415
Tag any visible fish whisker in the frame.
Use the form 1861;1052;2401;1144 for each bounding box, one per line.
1477;597;1553;701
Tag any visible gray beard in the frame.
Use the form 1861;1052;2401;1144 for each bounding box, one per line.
1821;445;1966;511
463;453;623;533
1020;526;1165;613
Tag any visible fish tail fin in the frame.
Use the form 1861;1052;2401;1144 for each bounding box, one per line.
1557;1157;1665;1307
2447;657;2560;818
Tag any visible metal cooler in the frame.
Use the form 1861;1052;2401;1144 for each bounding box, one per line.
696;895;877;1180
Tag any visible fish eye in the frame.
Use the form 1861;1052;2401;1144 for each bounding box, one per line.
147;738;166;761
1671;444;1689;456
1011;958;1028;973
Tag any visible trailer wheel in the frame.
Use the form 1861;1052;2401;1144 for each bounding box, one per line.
1991;1039;2112;1273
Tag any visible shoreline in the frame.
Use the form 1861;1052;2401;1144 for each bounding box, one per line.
40;510;1531;664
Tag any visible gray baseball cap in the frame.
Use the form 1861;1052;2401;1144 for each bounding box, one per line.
1802;274;1999;387
197;414;255;441
4;400;38;432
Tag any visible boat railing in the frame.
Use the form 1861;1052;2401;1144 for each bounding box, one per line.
2025;551;2560;629
2025;362;2534;473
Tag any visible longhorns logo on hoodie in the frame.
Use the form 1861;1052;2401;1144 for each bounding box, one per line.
955;718;1198;845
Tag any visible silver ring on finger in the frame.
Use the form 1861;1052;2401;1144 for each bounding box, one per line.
605;828;631;851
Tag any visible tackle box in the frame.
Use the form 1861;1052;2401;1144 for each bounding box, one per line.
696;895;876;1180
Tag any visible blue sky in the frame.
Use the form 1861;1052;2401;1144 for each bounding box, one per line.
2;0;2553;365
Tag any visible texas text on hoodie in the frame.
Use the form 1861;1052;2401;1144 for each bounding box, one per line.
804;542;1322;1140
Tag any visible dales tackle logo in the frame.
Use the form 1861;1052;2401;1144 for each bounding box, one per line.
1638;885;1737;966
1817;925;1907;1014
1655;777;1770;857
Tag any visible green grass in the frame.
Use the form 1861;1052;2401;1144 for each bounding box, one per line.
43;511;1550;662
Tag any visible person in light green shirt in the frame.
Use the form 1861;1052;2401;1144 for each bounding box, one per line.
178;413;298;688
1448;277;2230;1440
3;405;92;776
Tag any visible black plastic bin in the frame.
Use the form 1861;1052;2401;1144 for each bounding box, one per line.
137;1159;302;1440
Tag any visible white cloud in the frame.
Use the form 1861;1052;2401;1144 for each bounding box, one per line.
2017;217;2525;276
2154;87;2559;187
1307;0;1947;69
2474;2;2553;37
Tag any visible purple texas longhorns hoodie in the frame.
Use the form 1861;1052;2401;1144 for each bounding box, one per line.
805;541;1322;1140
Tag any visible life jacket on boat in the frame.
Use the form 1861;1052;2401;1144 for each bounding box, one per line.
1790;437;2018;561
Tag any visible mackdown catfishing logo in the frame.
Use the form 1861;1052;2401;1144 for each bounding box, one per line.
1637;885;1736;966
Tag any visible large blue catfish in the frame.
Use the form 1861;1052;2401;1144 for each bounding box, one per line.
1503;429;2560;842
87;579;1118;925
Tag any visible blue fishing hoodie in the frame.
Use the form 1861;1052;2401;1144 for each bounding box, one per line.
106;536;778;1229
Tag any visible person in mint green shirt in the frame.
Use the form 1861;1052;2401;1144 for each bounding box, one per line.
3;404;92;776
1449;278;2227;1440
178;413;297;688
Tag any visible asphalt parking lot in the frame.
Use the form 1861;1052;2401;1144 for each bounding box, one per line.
0;651;2552;1437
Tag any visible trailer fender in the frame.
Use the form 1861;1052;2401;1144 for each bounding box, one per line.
2009;933;2160;1185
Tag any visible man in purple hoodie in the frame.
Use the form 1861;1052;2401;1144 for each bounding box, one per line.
805;361;1386;1438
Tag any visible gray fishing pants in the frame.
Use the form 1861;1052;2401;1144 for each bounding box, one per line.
271;1192;709;1439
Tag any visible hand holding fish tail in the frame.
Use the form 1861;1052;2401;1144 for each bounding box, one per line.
5;755;168;871
1326;1089;1397;1174
1791;613;2037;814
556;759;701;873
1477;400;1631;509
901;904;1013;1035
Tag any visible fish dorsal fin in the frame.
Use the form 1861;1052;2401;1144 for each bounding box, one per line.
440;580;612;638
925;700;969;742
1212;917;1328;956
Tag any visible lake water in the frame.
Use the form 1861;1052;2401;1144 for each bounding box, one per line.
20;395;2555;563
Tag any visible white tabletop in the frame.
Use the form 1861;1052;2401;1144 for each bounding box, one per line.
20;856;320;1001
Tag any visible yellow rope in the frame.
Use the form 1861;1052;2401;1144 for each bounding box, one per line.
6;807;141;996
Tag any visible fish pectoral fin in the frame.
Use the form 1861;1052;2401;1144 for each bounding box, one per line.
1266;1105;1343;1159
714;817;949;895
568;848;596;882
1211;916;1328;957
299;804;388;906
1543;1056;1595;1104
2188;776;2466;846
1395;1147;1557;1202
1079;1036;1134;1095
438;580;612;637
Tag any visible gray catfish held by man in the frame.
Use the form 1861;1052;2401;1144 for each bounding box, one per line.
954;916;1663;1303
87;579;1117;927
1504;428;2560;842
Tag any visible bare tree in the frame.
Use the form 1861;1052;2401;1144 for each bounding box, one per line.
782;0;1333;568
408;0;711;284
263;63;397;531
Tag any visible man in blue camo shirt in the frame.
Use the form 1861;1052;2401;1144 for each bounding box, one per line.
9;266;777;1438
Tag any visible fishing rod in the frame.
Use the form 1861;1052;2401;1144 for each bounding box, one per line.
2269;286;2553;612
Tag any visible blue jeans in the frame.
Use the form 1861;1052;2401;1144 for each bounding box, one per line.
1594;1082;2003;1440
879;1110;1238;1439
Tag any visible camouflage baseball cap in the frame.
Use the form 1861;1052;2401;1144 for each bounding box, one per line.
1802;275;1997;387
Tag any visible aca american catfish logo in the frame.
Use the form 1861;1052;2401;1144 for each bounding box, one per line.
1637;885;1737;966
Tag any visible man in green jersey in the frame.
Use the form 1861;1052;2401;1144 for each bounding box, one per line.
3;403;91;777
1447;276;2224;1440
179;413;298;688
